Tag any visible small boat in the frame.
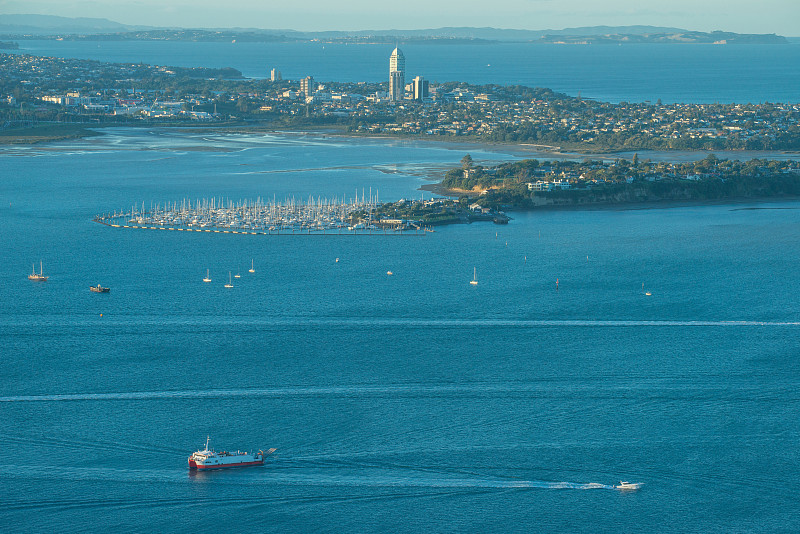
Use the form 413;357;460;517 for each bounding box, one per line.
224;272;234;288
28;261;48;282
248;259;255;273
386;270;393;276
645;292;652;296
234;271;241;279
203;269;211;283
188;436;275;470
470;267;478;286
615;481;642;491
89;284;110;293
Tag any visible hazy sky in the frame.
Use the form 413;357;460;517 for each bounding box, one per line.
1;0;798;34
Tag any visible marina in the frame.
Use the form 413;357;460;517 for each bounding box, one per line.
94;195;430;236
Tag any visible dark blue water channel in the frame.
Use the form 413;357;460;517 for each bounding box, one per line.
2;130;800;532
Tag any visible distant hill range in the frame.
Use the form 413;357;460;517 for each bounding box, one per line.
0;14;148;34
540;30;788;45
0;15;789;44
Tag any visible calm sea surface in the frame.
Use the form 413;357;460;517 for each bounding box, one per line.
2;129;800;532
8;40;800;104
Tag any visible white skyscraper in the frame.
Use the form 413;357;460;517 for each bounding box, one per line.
389;47;405;101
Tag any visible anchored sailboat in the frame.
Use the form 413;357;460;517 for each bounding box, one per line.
470;267;478;286
224;271;234;288
28;261;48;282
203;269;211;283
249;259;255;273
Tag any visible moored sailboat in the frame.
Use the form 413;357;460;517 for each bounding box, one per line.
28;261;48;282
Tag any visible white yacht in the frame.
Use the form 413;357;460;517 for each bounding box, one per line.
615;481;642;491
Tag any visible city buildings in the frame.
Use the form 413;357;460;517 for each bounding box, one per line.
413;76;429;101
8;52;798;154
300;76;315;99
270;68;282;81
389;47;405;101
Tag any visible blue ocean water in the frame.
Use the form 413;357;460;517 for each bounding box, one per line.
8;40;800;104
2;130;800;532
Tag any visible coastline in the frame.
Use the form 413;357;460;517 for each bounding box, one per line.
419;182;800;213
0;122;103;144
506;196;800;213
3;122;799;164
314;130;800;162
420;179;800;213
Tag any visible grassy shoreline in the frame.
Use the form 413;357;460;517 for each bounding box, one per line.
420;180;800;211
0;122;104;144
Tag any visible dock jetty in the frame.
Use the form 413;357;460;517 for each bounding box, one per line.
93;195;430;236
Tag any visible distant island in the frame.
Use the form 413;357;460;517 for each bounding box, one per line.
0;15;789;45
540;31;788;45
21;29;786;45
19;30;494;45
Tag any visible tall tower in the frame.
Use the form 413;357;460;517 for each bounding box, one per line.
389;47;405;101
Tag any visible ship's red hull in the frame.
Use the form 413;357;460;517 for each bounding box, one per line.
189;459;264;470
